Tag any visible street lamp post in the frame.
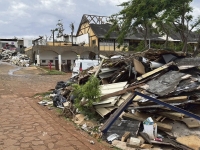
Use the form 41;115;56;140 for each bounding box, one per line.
51;28;58;46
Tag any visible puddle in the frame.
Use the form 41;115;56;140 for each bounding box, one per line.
8;67;22;76
0;61;23;76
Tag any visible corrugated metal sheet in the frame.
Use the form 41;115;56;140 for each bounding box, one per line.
99;72;115;79
96;107;117;117
93;97;118;108
100;82;128;96
95;82;129;117
101;67;119;72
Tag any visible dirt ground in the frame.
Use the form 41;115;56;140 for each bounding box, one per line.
0;62;111;150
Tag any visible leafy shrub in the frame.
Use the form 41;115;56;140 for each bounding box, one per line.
72;76;101;118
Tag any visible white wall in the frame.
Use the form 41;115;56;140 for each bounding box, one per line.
23;39;33;48
76;34;89;44
62;51;77;64
38;51;58;65
64;35;77;43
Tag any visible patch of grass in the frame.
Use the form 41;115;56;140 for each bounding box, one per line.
39;66;66;75
46;70;66;75
55;108;63;114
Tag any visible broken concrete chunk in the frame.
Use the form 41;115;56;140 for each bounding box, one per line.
112;140;136;150
126;137;141;148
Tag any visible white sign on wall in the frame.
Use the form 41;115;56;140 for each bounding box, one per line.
76;33;89;44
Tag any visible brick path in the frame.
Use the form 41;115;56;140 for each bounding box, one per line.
0;63;111;150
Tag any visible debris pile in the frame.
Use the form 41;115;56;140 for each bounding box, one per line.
0;50;16;61
0;50;30;67
10;53;30;67
40;49;200;149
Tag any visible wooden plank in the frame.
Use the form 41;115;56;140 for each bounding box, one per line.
94;55;108;77
137;62;174;81
100;84;144;101
159;112;184;120
140;144;153;149
121;132;131;142
138;96;188;106
122;113;172;132
176;135;200;150
181;118;200;128
160;96;188;103
156;116;163;122
160;117;166;122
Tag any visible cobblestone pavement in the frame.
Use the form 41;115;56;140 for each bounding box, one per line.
0;62;111;150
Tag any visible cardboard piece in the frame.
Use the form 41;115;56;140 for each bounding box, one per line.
133;59;146;74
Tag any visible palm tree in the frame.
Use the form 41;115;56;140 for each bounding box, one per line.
70;23;74;45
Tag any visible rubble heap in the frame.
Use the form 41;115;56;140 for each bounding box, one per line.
0;50;30;67
0;50;16;61
40;49;200;149
10;53;30;67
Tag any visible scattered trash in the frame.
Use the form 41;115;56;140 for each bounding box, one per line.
89;140;95;144
107;134;120;142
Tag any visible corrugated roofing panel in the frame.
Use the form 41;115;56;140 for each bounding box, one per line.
96;107;117;117
100;82;127;96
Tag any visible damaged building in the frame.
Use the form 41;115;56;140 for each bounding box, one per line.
25;14;198;73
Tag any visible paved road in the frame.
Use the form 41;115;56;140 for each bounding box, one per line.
0;62;110;150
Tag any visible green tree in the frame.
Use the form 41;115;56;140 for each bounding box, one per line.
107;0;165;49
69;22;75;44
162;0;200;53
107;0;200;52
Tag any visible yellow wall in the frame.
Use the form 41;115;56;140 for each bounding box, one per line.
77;22;128;51
47;42;71;46
77;22;98;47
25;46;33;51
99;46;128;51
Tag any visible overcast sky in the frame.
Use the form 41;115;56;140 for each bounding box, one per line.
0;0;199;39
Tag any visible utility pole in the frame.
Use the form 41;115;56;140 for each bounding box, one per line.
51;28;58;46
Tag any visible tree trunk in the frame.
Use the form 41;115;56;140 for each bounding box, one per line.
164;34;169;48
144;24;148;48
182;38;188;53
144;36;148;48
71;32;73;45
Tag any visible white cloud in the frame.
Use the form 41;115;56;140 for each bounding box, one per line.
0;0;199;38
